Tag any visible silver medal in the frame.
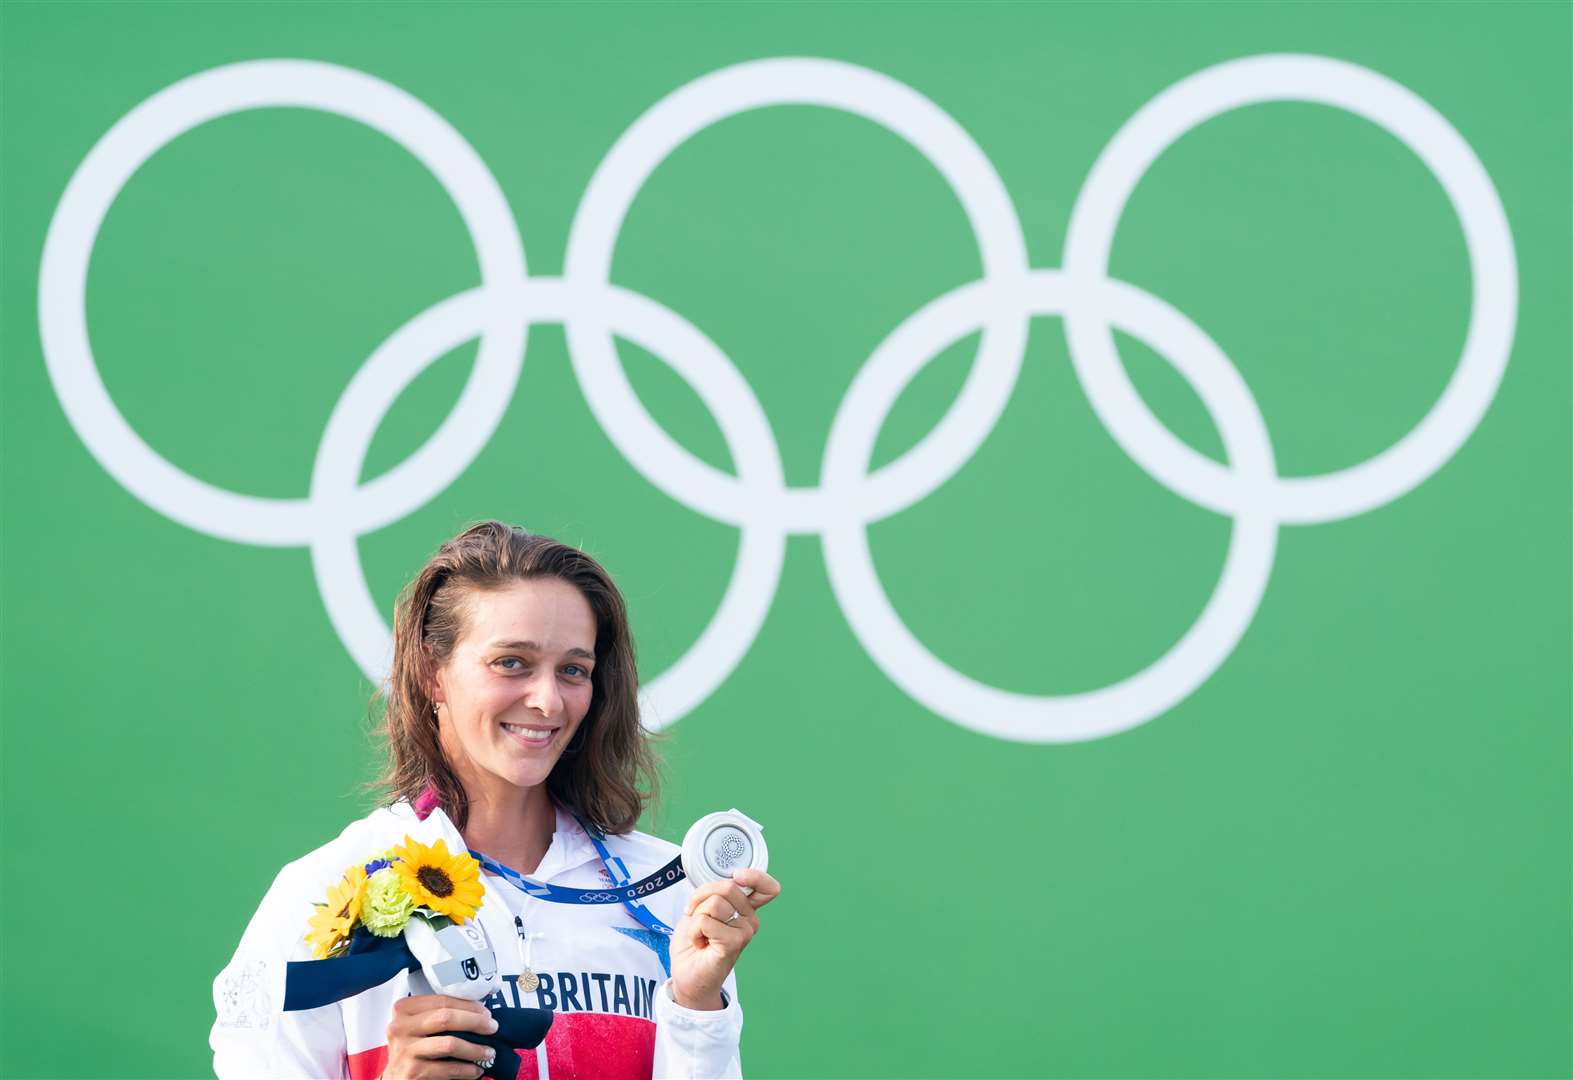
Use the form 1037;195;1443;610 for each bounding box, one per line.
681;809;768;894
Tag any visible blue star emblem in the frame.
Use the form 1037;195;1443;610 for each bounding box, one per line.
612;926;671;976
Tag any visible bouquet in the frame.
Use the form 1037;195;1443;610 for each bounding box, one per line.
304;835;485;960
286;834;549;1078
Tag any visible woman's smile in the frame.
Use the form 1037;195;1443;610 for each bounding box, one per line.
500;721;559;748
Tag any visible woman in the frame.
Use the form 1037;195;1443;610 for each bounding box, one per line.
211;521;780;1079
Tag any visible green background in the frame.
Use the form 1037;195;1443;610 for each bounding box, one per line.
2;2;1569;1076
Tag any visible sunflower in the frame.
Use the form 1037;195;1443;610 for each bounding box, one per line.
304;863;368;959
390;835;484;924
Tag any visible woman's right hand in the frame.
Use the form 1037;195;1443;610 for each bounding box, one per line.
383;994;499;1079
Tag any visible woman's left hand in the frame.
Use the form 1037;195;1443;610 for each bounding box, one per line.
668;867;781;1010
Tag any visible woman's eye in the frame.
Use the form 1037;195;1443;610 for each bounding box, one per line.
564;664;590;678
496;657;524;671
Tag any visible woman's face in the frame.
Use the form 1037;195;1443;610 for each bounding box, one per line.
431;576;598;796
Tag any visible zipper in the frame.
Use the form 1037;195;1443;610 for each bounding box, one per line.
513;915;530;969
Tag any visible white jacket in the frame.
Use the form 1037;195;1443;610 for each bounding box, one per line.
210;799;743;1079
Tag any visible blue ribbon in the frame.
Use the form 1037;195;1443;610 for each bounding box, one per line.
469;813;681;936
283;927;417;1011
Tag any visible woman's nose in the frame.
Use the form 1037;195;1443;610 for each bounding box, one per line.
527;672;563;718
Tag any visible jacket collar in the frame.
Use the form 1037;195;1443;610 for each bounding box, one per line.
379;797;606;878
536;802;603;880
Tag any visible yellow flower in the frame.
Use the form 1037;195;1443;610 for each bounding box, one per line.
304;863;368;960
390;835;484;924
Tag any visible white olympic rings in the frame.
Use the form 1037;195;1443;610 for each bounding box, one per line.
38;54;1516;742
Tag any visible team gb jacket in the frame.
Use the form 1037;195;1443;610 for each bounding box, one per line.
210;798;743;1079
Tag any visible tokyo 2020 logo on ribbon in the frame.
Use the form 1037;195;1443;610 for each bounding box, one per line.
37;55;1517;743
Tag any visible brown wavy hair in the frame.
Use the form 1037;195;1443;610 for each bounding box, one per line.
370;521;659;834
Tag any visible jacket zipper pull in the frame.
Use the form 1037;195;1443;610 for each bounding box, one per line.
513;915;540;994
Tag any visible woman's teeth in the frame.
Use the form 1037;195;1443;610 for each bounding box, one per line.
502;723;553;743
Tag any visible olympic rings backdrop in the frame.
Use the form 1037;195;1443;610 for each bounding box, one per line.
2;3;1568;1077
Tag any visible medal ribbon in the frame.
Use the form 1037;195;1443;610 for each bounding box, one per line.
579;825;676;936
469;847;685;916
459;799;681;935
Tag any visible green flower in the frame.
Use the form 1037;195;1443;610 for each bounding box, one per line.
361;868;416;937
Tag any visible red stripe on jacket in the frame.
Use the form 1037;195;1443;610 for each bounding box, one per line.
347;1013;654;1080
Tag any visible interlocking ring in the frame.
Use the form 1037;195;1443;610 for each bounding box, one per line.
38;54;1515;743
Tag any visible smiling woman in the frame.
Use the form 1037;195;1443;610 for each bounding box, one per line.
380;525;653;854
210;521;780;1079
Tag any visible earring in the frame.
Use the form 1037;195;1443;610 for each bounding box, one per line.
431;702;440;718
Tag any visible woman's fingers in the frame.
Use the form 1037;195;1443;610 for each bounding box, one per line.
415;1032;492;1059
687;883;760;933
418;1033;493;1063
690;912;754;950
687;879;772;914
396;1062;484;1080
683;870;783;934
731;868;781;906
413;1058;486;1080
391;994;494;1031
393;1039;490;1080
413;1004;499;1039
385;994;496;1078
